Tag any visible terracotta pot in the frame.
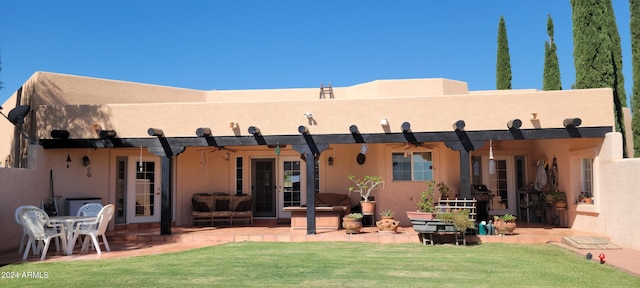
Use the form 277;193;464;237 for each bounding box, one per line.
342;217;362;234
406;211;436;220
494;220;517;235
583;198;593;204
361;201;376;215
555;200;567;210
376;218;399;233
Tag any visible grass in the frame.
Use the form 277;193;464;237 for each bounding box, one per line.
1;242;638;287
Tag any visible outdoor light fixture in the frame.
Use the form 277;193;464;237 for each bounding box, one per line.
304;112;313;119
488;139;495;174
66;151;72;168
328;156;334;166
380;118;389;127
82;156;91;167
223;152;230;161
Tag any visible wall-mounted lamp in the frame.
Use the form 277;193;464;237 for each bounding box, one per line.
223;152;230;161
327;156;334;166
380;118;389;127
304;112;313;119
82;156;91;167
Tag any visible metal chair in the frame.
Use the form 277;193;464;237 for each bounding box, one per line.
19;207;67;261
71;204;114;254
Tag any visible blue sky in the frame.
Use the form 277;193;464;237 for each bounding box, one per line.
0;1;634;106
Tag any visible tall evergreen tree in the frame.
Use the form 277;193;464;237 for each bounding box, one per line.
543;14;562;90
571;0;628;157
496;16;512;90
631;0;640;157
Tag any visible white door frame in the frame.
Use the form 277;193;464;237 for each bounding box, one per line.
126;156;161;223
485;155;517;216
277;156;306;219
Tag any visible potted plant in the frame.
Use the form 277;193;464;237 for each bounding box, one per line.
530;194;545;217
436;209;476;234
437;181;452;199
407;180;438;220
342;213;363;234
348;175;384;216
552;190;567;210
376;209;398;233
493;214;517;235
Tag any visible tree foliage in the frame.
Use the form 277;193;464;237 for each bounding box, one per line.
632;0;640;157
543;14;562;90
496;16;512;90
571;0;628;157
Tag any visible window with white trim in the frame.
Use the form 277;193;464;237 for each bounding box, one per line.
581;158;593;203
392;152;433;181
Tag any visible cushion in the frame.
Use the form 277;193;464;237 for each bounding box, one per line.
316;193;349;206
191;198;210;212
235;200;252;212
215;199;230;211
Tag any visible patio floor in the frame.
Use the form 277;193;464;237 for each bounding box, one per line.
0;221;610;264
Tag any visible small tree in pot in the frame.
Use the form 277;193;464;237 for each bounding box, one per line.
348;175;384;216
407;180;438;220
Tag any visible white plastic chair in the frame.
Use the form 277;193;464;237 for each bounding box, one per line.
15;205;40;255
71;204;114;254
19;207;67;261
77;203;104;216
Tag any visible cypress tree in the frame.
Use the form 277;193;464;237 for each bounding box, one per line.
496;16;512;90
571;0;628;157
543;14;562;90
631;0;640;156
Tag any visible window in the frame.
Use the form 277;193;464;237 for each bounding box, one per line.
581;158;593;203
392;152;433;181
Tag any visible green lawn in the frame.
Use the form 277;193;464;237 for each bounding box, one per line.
1;242;638;287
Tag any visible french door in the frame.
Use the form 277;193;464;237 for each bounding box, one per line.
278;157;305;219
487;156;516;216
251;157;305;219
126;156;161;223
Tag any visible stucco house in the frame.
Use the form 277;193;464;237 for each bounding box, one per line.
1;71;639;251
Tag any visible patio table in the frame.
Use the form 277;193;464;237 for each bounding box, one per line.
49;216;96;255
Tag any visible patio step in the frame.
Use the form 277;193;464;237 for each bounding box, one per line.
561;236;620;250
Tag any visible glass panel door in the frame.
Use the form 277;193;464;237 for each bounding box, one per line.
487;156;516;216
252;159;276;217
279;158;304;219
127;156;161;223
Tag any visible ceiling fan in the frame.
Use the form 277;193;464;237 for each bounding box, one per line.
391;142;437;150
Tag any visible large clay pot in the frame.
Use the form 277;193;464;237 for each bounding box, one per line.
494;220;517;235
406;211;436;220
360;201;376;215
376;217;399;233
342;217;363;234
555;200;567;210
